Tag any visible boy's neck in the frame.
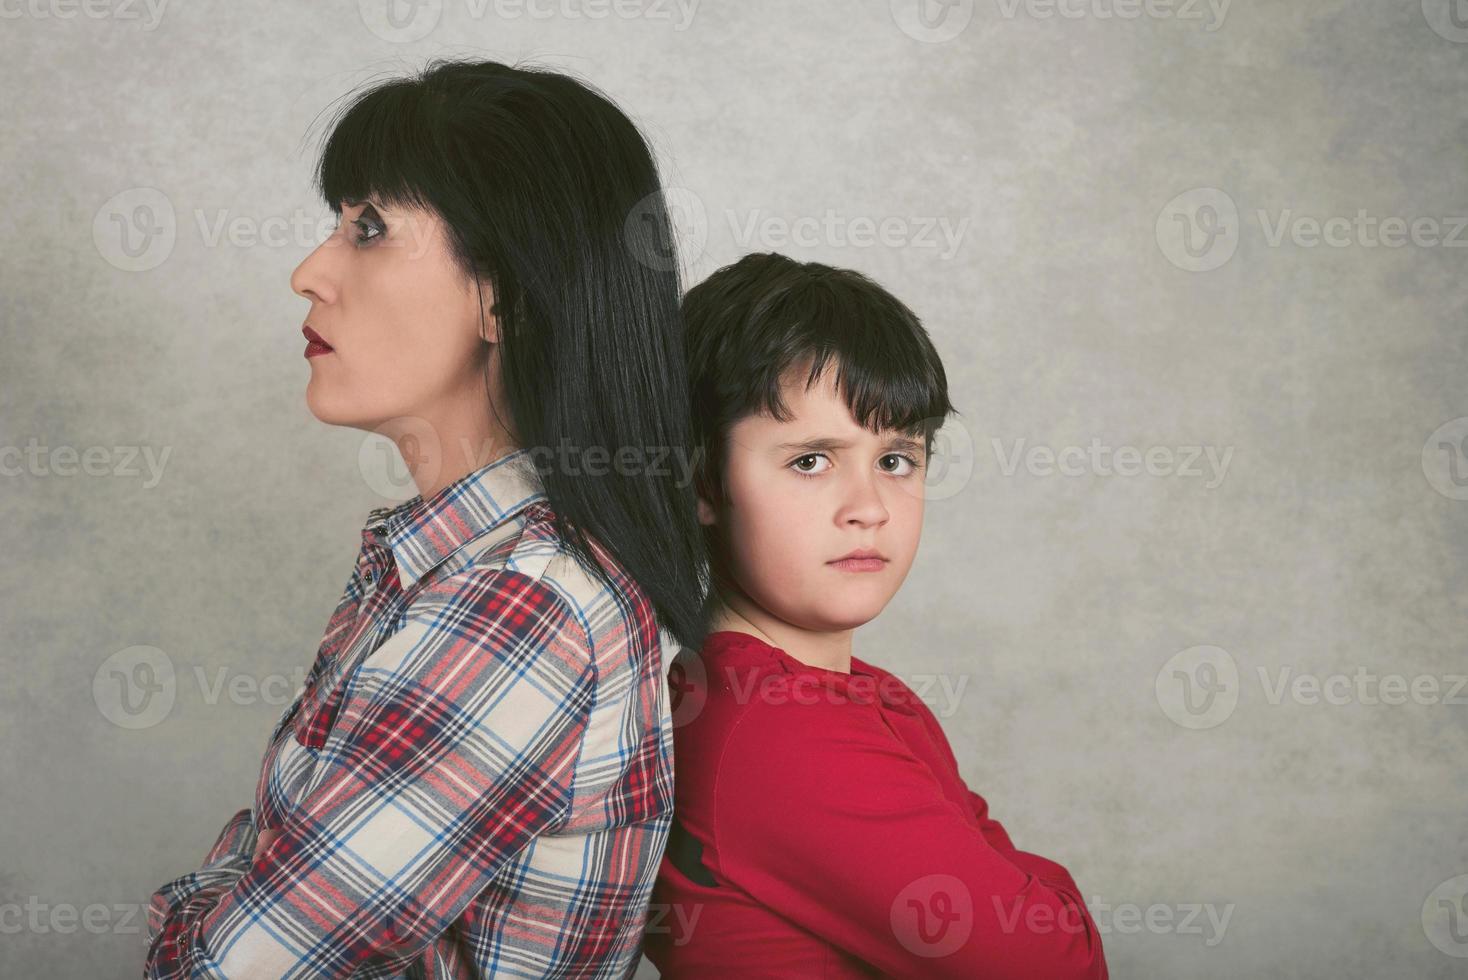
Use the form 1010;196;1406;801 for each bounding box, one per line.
705;596;854;674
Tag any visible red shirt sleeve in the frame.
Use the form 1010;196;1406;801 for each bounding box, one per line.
711;696;1108;979
911;692;1091;900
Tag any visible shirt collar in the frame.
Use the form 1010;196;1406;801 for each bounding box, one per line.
698;630;920;715
362;446;548;590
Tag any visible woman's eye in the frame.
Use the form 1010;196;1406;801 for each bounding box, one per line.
351;219;383;246
790;453;831;477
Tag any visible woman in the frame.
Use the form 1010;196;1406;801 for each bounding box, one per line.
644;253;1108;978
145;59;707;978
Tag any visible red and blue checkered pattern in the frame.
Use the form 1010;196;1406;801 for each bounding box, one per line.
145;448;677;978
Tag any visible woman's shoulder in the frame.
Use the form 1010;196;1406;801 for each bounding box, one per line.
412;503;660;678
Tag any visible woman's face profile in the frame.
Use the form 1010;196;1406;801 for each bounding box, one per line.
290;199;494;434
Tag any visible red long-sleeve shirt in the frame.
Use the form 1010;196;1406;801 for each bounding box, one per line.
644;630;1108;979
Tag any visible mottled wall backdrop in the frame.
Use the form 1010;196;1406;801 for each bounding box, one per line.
2;1;1465;977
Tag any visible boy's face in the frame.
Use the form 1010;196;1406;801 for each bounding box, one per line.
697;364;927;633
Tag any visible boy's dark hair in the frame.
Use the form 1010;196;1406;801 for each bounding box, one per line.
683;252;957;605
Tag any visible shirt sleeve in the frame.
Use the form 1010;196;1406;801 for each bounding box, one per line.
146;807;259;944
712;699;1108;980
911;695;1092;898
144;569;597;979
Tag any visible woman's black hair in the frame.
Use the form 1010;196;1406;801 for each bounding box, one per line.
682;251;957;607
308;58;710;651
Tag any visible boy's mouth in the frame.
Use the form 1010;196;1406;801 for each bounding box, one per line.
828;548;888;573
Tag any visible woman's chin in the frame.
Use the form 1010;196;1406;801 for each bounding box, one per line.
304;382;353;427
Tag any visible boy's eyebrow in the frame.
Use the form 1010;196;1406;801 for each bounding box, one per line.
774;435;926;454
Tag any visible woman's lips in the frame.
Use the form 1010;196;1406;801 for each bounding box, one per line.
303;325;334;359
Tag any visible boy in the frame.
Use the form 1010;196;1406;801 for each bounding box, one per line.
644;253;1107;978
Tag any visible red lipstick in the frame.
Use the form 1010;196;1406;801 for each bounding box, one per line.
303;325;334;358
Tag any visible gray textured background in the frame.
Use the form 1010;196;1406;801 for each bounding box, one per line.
3;1;1466;977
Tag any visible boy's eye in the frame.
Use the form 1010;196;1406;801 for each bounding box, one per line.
788;452;922;479
881;453;920;477
790;453;831;477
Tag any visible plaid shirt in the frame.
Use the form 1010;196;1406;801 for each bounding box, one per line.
145;447;678;978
